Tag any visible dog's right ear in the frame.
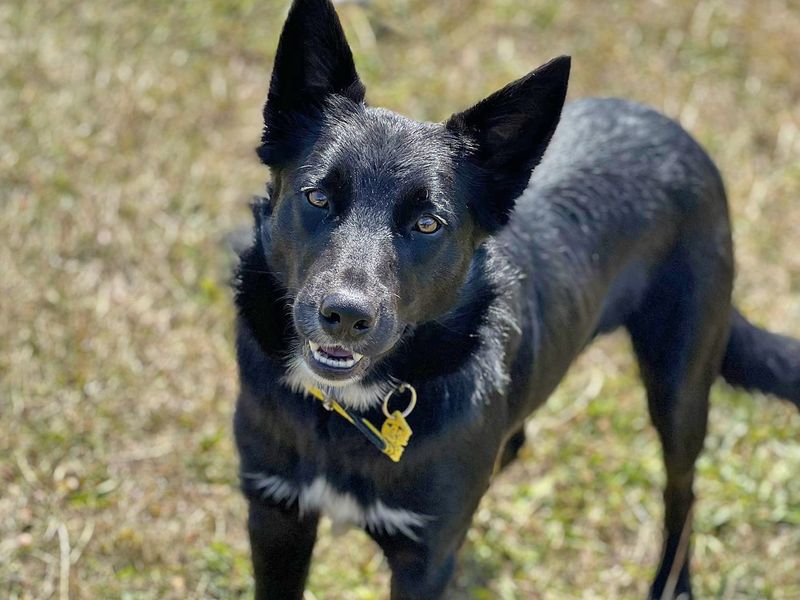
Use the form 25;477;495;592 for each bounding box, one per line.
258;0;365;165
446;56;570;232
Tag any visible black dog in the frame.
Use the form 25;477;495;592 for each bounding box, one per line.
233;1;800;598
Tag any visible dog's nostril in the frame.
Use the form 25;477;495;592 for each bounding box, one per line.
322;310;341;325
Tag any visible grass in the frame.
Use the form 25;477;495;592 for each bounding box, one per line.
1;0;799;598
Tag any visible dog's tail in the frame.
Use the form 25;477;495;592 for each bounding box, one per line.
721;308;800;408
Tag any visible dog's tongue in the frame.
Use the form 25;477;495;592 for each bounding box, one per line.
321;345;352;358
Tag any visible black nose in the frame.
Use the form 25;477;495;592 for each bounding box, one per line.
319;293;376;338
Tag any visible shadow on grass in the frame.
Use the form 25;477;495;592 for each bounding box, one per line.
446;538;506;600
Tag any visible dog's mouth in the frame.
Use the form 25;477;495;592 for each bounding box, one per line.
309;341;363;369
303;340;371;382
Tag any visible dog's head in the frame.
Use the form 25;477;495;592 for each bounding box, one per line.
251;0;569;405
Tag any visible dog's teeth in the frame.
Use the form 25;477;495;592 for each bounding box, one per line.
308;342;362;369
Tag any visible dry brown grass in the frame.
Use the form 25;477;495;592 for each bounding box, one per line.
1;1;798;598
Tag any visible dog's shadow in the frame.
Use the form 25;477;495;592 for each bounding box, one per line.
444;538;507;600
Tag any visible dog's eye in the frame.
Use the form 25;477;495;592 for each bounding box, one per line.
415;214;443;234
305;189;329;209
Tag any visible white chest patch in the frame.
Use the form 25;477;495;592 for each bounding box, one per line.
243;473;430;540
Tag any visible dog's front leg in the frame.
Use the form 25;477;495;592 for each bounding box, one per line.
248;500;319;600
369;478;490;600
374;532;459;600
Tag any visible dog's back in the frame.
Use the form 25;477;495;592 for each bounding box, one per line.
507;98;798;413
500;98;732;410
486;97;797;597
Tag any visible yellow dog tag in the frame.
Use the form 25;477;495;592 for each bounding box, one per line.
307;383;417;463
381;411;413;462
379;383;416;462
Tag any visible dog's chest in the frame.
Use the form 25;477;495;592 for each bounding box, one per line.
245;472;428;540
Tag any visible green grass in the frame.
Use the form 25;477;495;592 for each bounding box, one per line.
1;0;799;598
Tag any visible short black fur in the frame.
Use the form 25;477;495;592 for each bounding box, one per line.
234;2;799;599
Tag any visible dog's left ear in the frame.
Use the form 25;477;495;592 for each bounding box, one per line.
258;0;365;165
446;56;570;231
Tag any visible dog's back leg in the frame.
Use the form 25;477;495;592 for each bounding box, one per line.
496;425;527;473
626;241;733;600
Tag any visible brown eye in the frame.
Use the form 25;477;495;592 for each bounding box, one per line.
306;189;329;208
415;214;442;234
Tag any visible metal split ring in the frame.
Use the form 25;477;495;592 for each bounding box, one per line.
382;382;417;419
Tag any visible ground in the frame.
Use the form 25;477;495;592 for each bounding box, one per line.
1;0;799;598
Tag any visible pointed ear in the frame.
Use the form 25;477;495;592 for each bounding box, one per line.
446;56;570;231
258;0;365;165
